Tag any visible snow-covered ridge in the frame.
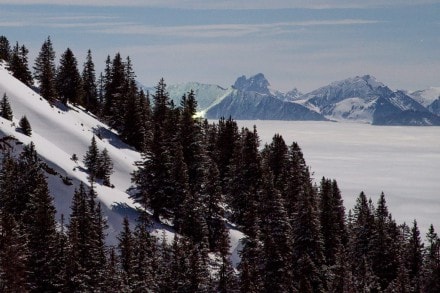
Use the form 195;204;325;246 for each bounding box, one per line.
0;63;245;256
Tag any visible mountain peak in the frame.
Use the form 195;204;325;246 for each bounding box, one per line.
233;73;270;94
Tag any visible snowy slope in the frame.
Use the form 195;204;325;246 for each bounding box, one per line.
0;62;244;257
410;87;440;107
0;62;142;244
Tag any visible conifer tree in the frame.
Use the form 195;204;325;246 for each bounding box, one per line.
0;213;29;292
24;171;59;291
8;42;33;87
370;192;399;290
226;126;262;233
259;162;293;292
319;178;347;266
0;35;10;62
83;136;99;179
0;93;13;121
97;148;113;186
34;36;57;102
19;115;32;136
292;180;326;292
118;217;135;288
423;225;440;292
57;47;83;105
402;220;423;292
132;78;176;221
82;49;99;113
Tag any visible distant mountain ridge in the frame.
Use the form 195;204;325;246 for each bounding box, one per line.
162;73;440;126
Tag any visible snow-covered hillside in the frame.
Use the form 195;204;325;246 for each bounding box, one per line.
0;62;244;261
0;62;142;244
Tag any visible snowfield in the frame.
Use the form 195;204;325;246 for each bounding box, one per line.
235;120;440;235
0;62;245;257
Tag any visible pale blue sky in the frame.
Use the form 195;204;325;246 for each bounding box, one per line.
0;0;439;92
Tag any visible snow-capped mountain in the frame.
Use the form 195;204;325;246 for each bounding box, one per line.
294;75;439;125
165;74;326;121
161;73;440;125
409;87;440;116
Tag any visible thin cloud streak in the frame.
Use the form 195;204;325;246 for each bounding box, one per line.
93;19;381;38
0;0;437;9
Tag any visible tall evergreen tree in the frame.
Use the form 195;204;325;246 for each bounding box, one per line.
0;35;10;62
24;171;59;291
19;115;32;136
0;213;29;292
0;93;13;121
34;36;57;102
82;49;99;113
405;220;423;292
423;225;440;292
117;217;135;288
57;48;83;105
83;136;99;180
8;42;33;87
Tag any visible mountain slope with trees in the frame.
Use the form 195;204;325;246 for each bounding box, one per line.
0;35;439;292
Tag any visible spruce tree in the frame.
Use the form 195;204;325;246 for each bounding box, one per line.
423;225;440;292
19;115;32;136
24;171;59;291
117;217;135;288
8;42;33;87
405;220;423;292
34;36;57;102
56;48;83;105
0;35;10;62
0;213;29;292
83;136;99;180
0;93;13;121
82;49;99;113
97;148;113;186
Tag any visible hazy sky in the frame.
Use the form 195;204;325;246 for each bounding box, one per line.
0;0;438;92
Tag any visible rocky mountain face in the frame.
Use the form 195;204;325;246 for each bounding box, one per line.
294;75;440;125
159;73;440;125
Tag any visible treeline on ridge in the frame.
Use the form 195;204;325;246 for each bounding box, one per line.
0;35;440;292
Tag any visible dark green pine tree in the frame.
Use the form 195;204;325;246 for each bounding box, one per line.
319;178;347;266
83;136;99;180
102;247;124;292
57;47;83;105
238;212;264;293
118;217;135;289
132;78;175;221
23;170;59;292
66;183;106;291
262;134;289;192
8;42;33;87
0;213;29;292
19;115;32;136
132;213;157;292
423;224;440;292
82;49;99;113
103;53;126;129
215;117;240;190
0;93;13;121
348;192;380;292
0;35;10;62
370;192;399;290
284;141;310;220
405;220;424;292
291;179;326;292
97;148;113;186
226;126;262;234
34;36;57;102
259;162;293;292
121;79;144;149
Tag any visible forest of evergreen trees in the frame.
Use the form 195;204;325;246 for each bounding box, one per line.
0;35;440;292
